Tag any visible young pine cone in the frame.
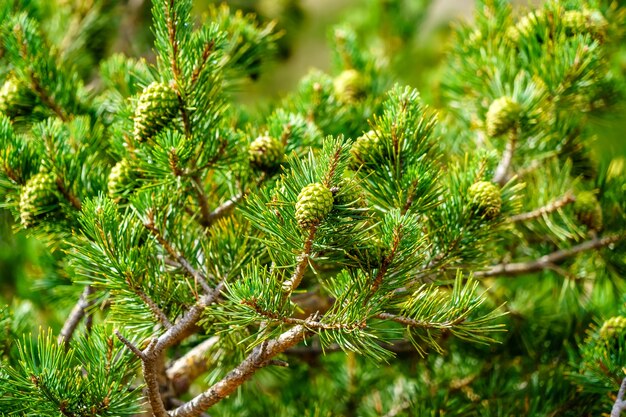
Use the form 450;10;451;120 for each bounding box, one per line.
485;96;522;138
468;181;502;220
295;183;334;228
133;82;179;142
334;69;367;103
19;172;61;228
349;130;380;170
248;135;285;173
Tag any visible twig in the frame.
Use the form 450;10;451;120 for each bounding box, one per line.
368;225;402;298
475;234;622;278
493;130;517;186
611;377;626;417
508;193;575;223
133;285;173;329
154;283;223;353
114;330;145;360
282;225;317;294
58;285;94;348
205;193;244;226
167;336;220;395
168;325;308;417
170;399;212;417
144;215;212;294
376;312;465;329
13;25;70;122
191;175;211;228
55;178;82;211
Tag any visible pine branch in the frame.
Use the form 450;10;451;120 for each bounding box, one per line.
492;130;517;186
132;284;173;329
58;285;94;348
369;224;402;296
376;312;465;329
167;336;220;395
13;24;70;122
508;193;575;223
191;40;215;86
475;234;623;278
117;284;223;417
55;178;82;211
612;377;626;417
168;325;308;417
205;193;243;225
282;225;317;294
144;214;212;294
190;175;211;228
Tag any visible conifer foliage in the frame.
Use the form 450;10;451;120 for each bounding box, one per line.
0;0;626;416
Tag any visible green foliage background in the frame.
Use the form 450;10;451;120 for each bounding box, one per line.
1;0;626;416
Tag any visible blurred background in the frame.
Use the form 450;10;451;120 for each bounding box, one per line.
1;0;625;330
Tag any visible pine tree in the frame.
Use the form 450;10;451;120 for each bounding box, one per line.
0;0;626;416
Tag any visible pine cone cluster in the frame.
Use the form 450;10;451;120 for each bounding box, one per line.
574;191;603;231
248;135;285;172
295;183;334;228
133;82;179;141
468;181;502;220
19;172;60;228
334;69;367;103
349;130;379;170
485;96;522;138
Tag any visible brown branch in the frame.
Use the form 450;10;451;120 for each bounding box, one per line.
58;285;94;348
508;193;575;223
117;283;223;417
376;312;465;330
244;300;365;331
190;175;211;228
282;225;317;294
133;284;173;329
369;225;402;296
611;377;626;417
168;325;308;417
144;215;212;294
114;330;145;360
55;178;82;211
475;234;622;278
205;193;244;225
167;336;220;395
492;130;517;186
191;41;215;86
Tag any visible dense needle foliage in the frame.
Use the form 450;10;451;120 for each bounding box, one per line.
1;0;626;416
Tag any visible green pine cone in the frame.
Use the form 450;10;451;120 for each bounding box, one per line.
334;69;367;103
108;158;137;201
295;183;334;228
485;96;522;137
0;76;20;115
349;130;379;170
248;135;285;172
599;316;626;341
133;82;179;142
468;181;502;220
19;172;61;228
506;10;546;45
563;9;607;39
574;191;603;231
